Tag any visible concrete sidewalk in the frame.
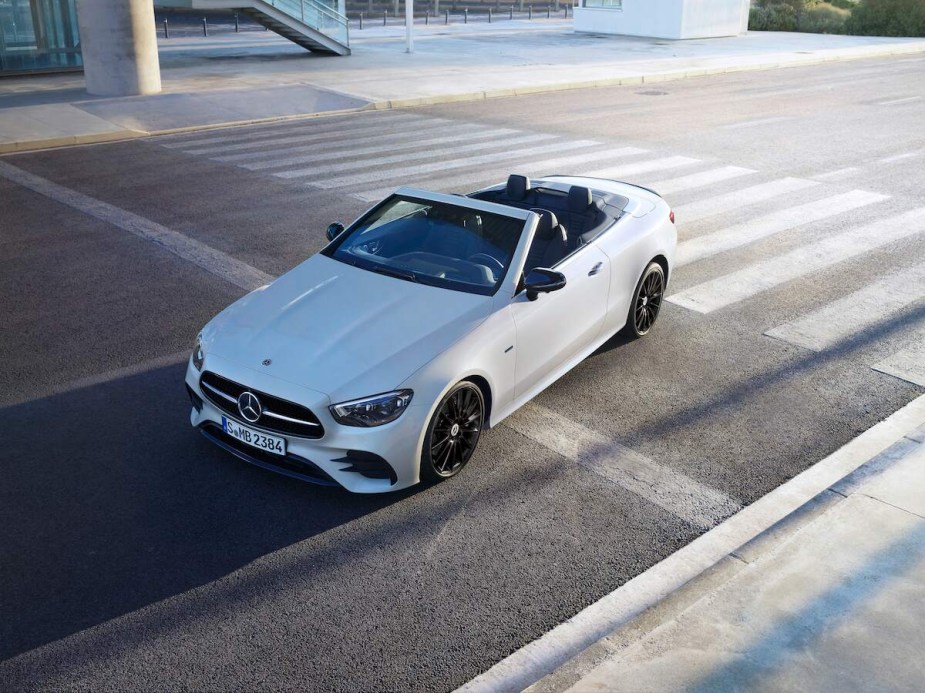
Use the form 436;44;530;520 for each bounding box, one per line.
462;396;925;693
2;20;925;152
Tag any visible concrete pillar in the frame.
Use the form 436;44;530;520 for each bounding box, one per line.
76;0;161;96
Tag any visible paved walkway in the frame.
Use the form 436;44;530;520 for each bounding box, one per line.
463;396;925;693
2;20;925;152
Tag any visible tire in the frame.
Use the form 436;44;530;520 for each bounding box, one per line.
420;381;485;483
623;261;665;338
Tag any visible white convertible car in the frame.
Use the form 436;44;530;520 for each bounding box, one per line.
185;175;676;492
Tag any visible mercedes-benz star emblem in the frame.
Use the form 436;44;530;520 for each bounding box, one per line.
237;391;262;423
262;359;272;366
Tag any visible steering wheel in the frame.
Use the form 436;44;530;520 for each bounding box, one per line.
467;253;505;276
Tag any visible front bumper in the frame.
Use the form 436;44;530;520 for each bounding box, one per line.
184;355;428;493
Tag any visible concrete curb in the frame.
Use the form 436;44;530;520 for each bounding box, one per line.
456;393;925;693
3;39;924;155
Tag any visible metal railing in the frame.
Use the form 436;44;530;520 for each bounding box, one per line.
267;0;349;44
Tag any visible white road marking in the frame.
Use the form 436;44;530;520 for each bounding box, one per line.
668;207;925;313
673;177;818;225
878;149;925;164
505;403;741;529
306;139;595;189
239;127;516;171
723;116;793;129
873;328;925;387
584;155;701;180
877;96;923;106
213;123;489;164
275;133;561;181
351;146;648;202
0;161;273;292
647;166;757;196
179;117;452;155
158;111;416;149
765;264;925;351
812;167;860;181
676;189;889;267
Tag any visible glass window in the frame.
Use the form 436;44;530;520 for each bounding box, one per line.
1;0;81;75
324;195;527;296
583;0;623;8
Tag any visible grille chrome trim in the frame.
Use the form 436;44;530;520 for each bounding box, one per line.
263;409;322;426
199;371;325;439
201;379;236;403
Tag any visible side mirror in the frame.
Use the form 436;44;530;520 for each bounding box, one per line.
326;222;345;241
524;268;566;301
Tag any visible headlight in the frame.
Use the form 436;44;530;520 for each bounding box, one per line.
330;390;413;427
192;334;205;372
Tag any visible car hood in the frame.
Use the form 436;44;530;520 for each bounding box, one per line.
203;254;492;401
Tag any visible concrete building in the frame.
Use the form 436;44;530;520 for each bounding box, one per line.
574;0;751;39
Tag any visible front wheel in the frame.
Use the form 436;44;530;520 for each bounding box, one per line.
623;262;665;338
420;382;484;483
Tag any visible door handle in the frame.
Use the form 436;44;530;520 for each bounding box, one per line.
588;262;604;276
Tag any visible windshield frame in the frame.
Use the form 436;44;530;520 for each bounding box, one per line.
321;188;534;297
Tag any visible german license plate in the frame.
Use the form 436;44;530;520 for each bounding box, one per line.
222;416;286;456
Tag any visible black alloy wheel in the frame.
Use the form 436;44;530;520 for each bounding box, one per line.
421;382;484;482
625;262;665;338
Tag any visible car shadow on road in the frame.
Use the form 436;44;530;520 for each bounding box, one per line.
0;361;415;661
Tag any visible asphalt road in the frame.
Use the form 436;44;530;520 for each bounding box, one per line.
2;55;924;691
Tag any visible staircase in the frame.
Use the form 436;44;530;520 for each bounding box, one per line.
157;0;350;55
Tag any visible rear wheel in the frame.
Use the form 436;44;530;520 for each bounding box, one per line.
624;262;665;338
421;382;484;483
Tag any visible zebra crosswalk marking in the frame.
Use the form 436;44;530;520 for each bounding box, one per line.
275;133;562;181
239;127;520;171
180;117;453;156
212;123;490;164
160;112;417;150
673;177;819;226
676;190;889;267
306;139;599;189
352;146;649;203
765;263;925;351
668;207;925;314
584;156;701;180
646;166;757;196
872;329;925;387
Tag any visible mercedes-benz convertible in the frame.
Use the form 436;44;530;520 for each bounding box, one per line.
185;174;676;492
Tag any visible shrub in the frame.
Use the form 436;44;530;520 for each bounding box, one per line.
750;3;800;30
828;0;857;9
846;0;925;36
799;3;850;32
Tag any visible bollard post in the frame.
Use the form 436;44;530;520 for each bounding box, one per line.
163;19;169;38
202;16;208;36
510;4;513;19
528;5;532;19
234;12;239;31
464;7;467;23
383;9;387;25
359;11;363;28
546;5;550;18
488;7;491;22
425;10;429;24
445;8;449;23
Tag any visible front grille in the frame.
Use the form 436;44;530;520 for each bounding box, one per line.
199;371;325;439
199;423;338;487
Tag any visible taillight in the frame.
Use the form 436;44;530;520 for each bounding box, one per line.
669;210;675;224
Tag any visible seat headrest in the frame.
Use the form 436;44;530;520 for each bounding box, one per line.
530;208;561;241
507;174;531;201
568;186;593;212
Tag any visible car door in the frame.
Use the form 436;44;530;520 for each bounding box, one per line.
510;245;611;399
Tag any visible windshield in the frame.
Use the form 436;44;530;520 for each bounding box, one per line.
323;195;526;296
